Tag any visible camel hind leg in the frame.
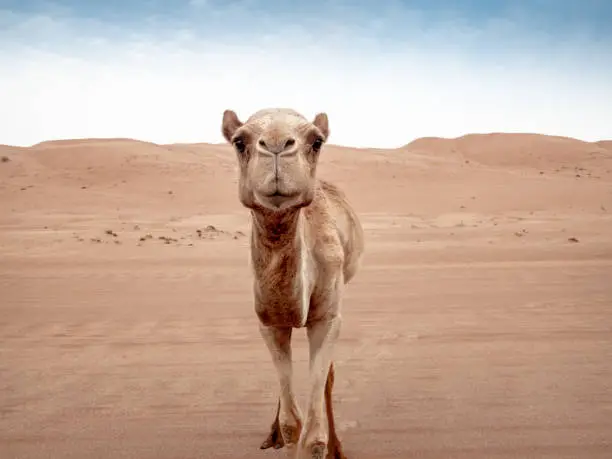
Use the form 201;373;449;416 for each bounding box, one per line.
325;362;347;459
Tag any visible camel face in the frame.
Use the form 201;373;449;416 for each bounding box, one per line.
222;108;329;212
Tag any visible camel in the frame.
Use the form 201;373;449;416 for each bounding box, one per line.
221;107;364;459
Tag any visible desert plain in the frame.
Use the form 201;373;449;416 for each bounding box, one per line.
1;132;611;458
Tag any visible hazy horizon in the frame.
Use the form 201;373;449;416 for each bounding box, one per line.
1;0;611;148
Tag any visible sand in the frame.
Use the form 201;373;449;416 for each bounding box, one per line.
1;133;611;458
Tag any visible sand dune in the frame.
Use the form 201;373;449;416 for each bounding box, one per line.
1;132;611;458
404;133;612;173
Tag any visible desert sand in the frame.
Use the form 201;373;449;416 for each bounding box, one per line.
1;132;611;458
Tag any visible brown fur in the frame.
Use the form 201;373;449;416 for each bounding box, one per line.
324;363;345;459
221;108;364;459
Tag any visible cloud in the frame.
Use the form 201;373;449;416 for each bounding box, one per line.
0;2;611;148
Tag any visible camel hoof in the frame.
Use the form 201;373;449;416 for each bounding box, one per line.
310;441;327;459
281;423;300;445
260;425;284;450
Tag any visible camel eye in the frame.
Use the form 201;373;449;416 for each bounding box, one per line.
233;138;246;154
312;137;323;152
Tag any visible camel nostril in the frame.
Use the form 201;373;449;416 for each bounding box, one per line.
258;137;295;153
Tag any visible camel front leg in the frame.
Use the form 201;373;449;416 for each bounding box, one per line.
299;314;343;459
259;324;303;450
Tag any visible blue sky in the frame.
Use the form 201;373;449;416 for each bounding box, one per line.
1;0;611;147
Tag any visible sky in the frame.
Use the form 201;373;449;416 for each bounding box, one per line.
1;0;611;148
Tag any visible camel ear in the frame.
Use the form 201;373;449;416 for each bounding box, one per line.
312;112;329;140
222;110;243;143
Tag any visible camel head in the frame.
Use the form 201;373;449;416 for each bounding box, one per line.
221;108;329;212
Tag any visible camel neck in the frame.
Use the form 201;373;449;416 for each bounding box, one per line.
250;208;302;251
